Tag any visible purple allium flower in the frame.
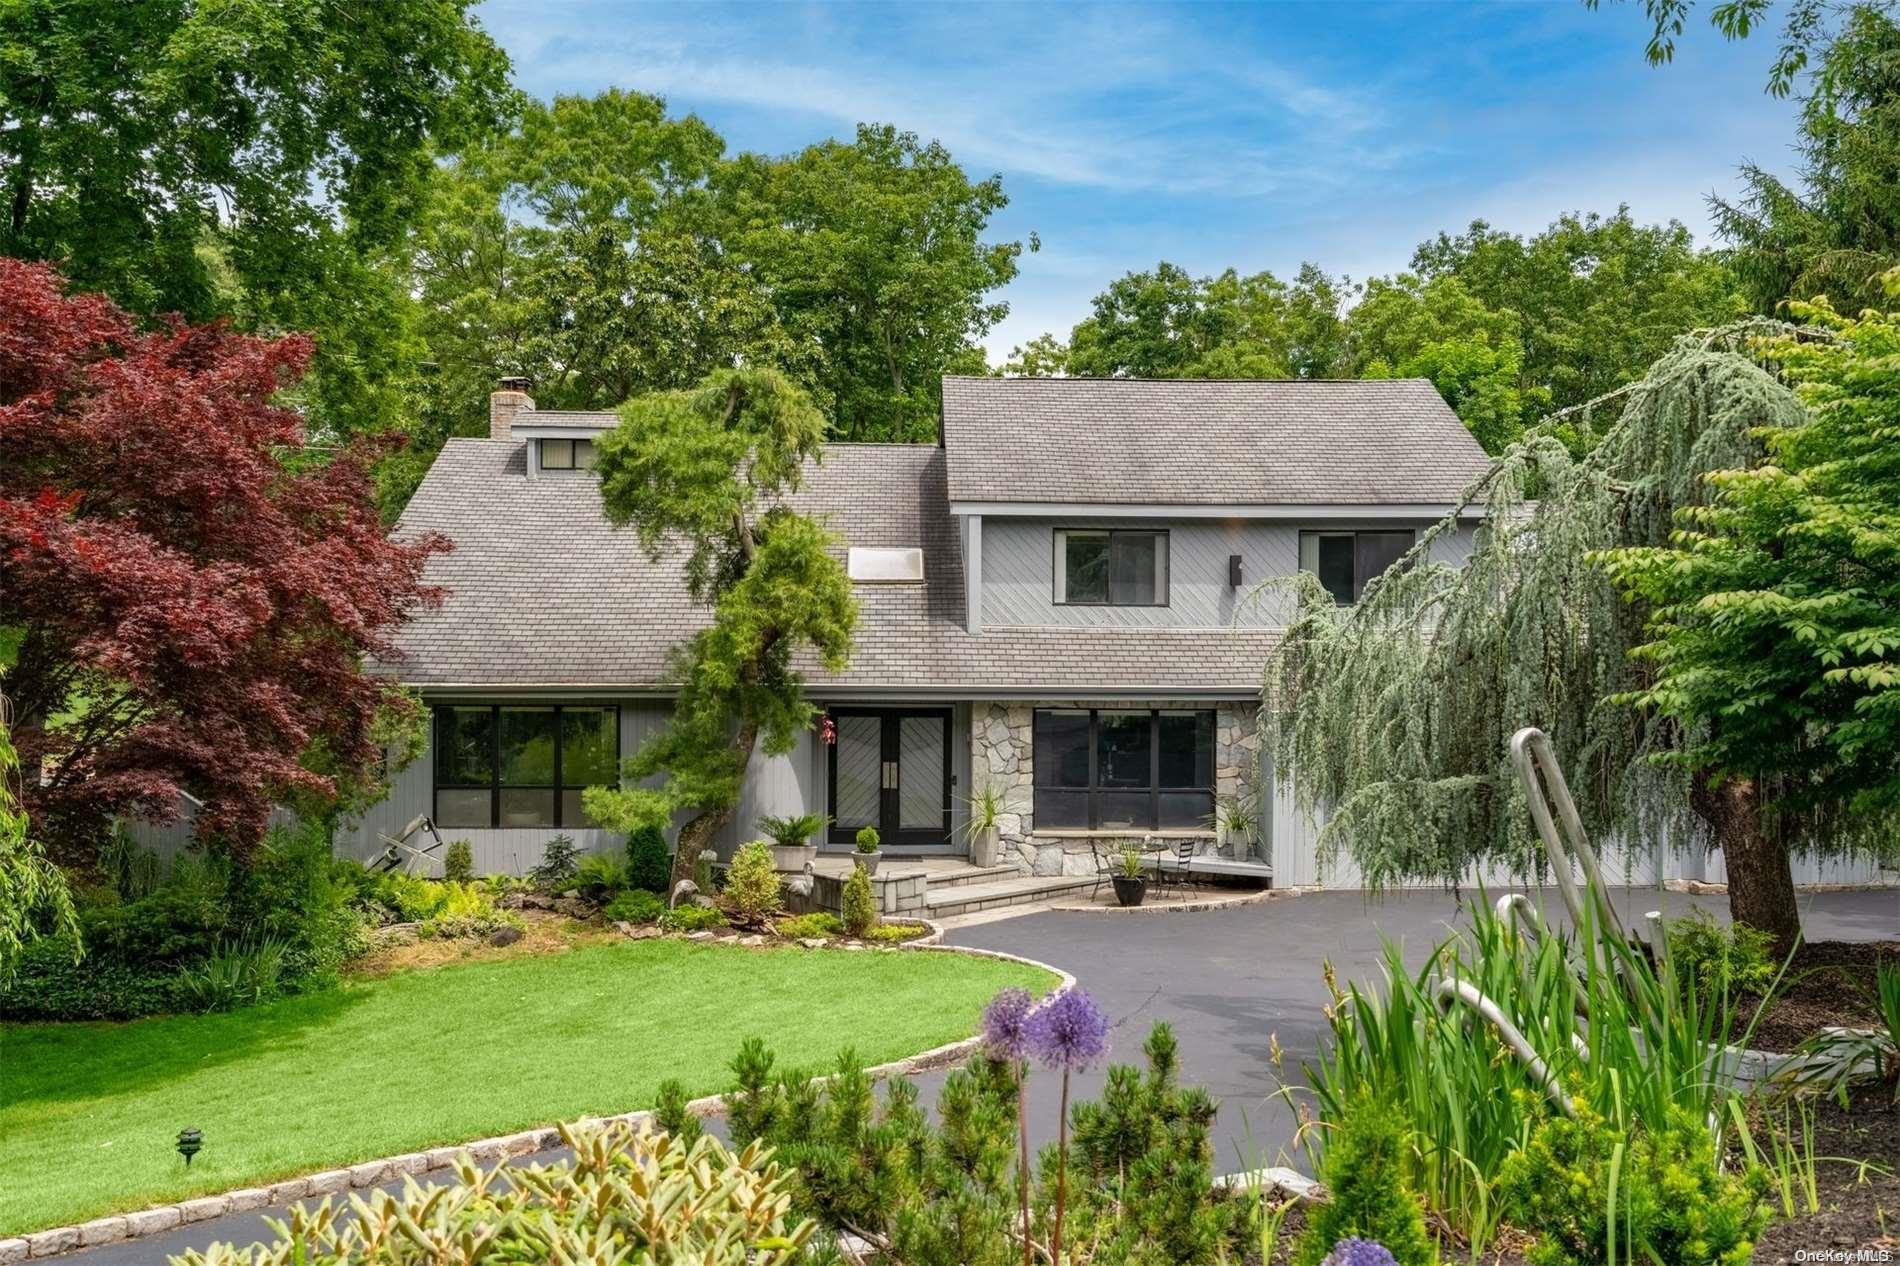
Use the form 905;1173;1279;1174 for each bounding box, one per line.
981;986;1036;1061
1321;1239;1398;1266
1024;987;1110;1072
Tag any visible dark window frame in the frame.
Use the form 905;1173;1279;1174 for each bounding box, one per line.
539;438;597;471
432;704;620;829
1298;529;1417;605
1052;528;1171;607
1030;707;1215;831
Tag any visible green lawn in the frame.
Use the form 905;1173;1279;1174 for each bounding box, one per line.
1;940;1054;1236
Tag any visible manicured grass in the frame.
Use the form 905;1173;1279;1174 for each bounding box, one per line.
1;940;1054;1235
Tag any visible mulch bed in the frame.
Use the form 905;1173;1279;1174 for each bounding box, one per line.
1742;940;1899;1053
1751;1089;1900;1261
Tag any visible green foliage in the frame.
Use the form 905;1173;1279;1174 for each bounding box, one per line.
723;1025;1236;1266
176;939;292;1013
1262;319;1882;935
1664;910;1777;1003
723;842;784;927
854;825;881;853
0;681;76;984
776;912;845;940
529;835;582;893
840;866;877;937
653;1078;706;1142
1292;1097;1434;1266
1;822;358;1019
1596;299;1900;827
756;813;824;850
961;784;1004;838
441;841;474;884
716;123;1026;442
171;1122;813;1266
603;889;667;925
659;903;728;933
1118;845;1145;879
572;853;630;900
625;824;672;894
585;368;855;886
1499;1100;1769;1266
417;883;517;941
1066;260;1351;380
1305;886;1758;1253
1065;1022;1238;1264
1712;7;1900;313
0;0;514;445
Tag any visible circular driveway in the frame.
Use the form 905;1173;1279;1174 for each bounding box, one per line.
49;886;1895;1262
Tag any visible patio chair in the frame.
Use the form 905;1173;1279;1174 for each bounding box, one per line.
1171;838;1198;891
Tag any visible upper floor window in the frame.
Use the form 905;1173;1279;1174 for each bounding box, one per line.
1053;529;1169;606
433;704;619;829
541;438;598;471
1298;530;1414;604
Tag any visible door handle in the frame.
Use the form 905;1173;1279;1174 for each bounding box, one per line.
882;760;898;789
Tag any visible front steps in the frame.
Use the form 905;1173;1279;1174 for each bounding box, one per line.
924;871;1102;919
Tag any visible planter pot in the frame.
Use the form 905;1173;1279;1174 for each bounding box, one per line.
1112;875;1147;907
769;843;816;872
970;824;1000;869
855;850;882;877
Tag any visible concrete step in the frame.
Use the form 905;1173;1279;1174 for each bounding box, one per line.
926;863;1025;889
924;873;1102;918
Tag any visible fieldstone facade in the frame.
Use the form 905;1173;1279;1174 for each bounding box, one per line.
971;700;1262;877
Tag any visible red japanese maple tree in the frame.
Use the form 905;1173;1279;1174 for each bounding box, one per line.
0;260;447;862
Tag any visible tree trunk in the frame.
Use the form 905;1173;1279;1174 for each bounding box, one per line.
669;716;760;888
1690;777;1802;957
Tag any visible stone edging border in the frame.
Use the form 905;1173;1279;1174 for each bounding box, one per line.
4;937;1072;1263
1045;886;1306;915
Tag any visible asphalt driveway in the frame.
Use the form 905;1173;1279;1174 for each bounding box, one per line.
44;886;1895;1262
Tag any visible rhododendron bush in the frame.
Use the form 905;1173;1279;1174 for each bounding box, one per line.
0;260;446;862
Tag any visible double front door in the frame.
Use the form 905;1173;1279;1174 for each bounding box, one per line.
826;708;954;851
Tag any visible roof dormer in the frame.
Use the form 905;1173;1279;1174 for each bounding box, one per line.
488;381;619;478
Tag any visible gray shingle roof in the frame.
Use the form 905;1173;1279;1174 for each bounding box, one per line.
940;376;1491;505
385;439;1274;693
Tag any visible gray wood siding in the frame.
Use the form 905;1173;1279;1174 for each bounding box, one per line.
980;518;1476;628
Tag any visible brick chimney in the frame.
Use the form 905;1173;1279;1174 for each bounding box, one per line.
490;377;534;440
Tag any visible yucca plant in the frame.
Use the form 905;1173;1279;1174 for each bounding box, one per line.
1788;960;1900;1103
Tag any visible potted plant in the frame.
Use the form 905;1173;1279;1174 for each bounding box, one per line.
757;812;823;872
1111;844;1147;907
961;784;1004;868
854;825;883;876
1207;792;1259;860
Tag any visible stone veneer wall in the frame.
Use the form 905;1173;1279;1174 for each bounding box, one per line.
971;700;1262;877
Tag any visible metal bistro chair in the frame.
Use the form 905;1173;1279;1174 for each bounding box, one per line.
1086;838;1118;901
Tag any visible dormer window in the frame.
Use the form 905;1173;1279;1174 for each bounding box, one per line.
540;438;597;471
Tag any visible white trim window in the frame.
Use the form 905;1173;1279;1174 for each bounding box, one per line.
540;438;598;471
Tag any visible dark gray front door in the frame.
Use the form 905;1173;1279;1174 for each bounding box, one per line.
826;708;955;852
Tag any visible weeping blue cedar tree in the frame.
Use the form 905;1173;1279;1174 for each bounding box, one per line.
582;368;856;883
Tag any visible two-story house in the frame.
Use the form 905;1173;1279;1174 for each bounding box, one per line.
338;374;1491;906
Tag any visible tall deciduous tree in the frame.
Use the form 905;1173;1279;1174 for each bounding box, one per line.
0;0;514;441
0;261;447;861
1065;262;1352;380
582;368;856;884
718;124;1026;442
1410;209;1745;413
1595;292;1900;945
1711;4;1900;315
1262;317;1889;951
396;91;787;513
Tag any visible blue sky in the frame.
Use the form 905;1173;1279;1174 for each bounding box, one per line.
476;0;1802;360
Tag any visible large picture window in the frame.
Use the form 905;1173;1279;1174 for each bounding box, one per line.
1298;530;1414;604
433;705;619;829
1031;708;1214;831
1053;529;1168;606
